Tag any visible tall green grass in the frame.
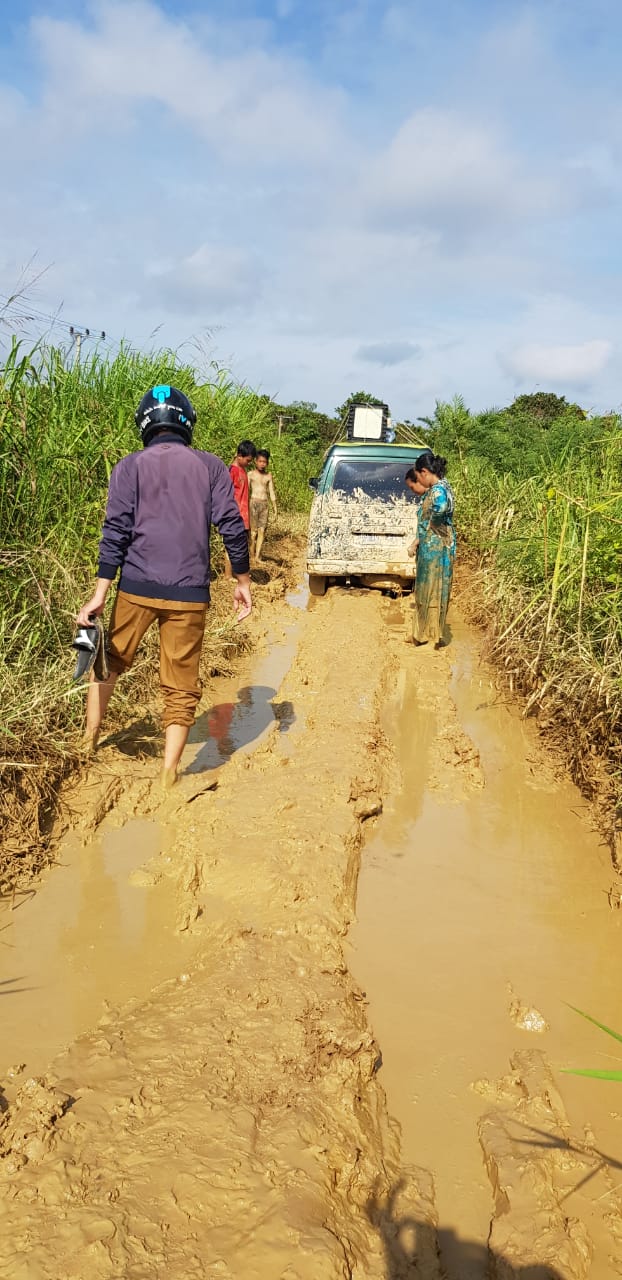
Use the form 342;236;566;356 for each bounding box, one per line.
431;399;622;857
0;339;318;886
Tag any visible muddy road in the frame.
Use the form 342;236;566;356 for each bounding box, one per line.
1;562;622;1279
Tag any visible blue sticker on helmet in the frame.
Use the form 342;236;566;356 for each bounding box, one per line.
152;384;171;404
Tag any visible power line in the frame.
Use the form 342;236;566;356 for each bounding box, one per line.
0;292;130;357
0;292;108;342
0;293;79;335
0;292;185;366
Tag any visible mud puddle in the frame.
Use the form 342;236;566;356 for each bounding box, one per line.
0;582;405;1280
352;609;622;1278
285;578;310;610
184;628;299;774
1;618;304;1082
0;820;183;1080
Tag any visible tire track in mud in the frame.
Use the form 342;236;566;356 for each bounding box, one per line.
354;596;622;1280
0;588;432;1280
4;583;620;1280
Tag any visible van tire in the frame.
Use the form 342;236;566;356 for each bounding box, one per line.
308;574;327;597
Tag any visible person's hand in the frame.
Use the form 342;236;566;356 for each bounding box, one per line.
76;577;112;627
407;539;419;559
77;594;106;626
233;577;252;622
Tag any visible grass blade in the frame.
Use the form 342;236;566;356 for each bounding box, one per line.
565;1003;622;1045
561;1069;622;1081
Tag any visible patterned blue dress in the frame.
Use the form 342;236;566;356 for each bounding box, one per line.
413;480;456;644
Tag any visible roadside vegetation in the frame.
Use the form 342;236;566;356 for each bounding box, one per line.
5;338;621;885
427;392;622;860
0;339;330;889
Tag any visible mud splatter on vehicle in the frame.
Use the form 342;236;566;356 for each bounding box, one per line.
306;442;424;594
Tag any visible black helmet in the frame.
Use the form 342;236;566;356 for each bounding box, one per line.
135;385;197;446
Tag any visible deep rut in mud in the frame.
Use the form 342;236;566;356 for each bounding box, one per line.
1;573;622;1279
353;601;622;1279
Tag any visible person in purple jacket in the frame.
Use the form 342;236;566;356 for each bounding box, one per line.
76;385;252;787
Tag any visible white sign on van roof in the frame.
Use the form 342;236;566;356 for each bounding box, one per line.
350;405;384;440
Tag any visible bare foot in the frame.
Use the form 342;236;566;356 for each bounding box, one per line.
160;766;179;791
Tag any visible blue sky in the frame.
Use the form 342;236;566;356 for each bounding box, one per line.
0;0;621;417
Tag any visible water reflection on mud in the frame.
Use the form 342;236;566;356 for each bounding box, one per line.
1;625;303;1078
0;820;189;1075
186;684;295;773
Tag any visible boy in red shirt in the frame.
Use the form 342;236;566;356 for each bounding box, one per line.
224;440;256;578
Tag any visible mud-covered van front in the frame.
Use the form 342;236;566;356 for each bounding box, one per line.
306;442;426;595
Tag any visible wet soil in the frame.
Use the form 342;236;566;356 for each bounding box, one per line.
1;625;302;1079
352;602;622;1279
0;571;401;1278
2;564;622;1278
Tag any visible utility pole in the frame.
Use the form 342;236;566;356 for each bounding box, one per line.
277;413;293;439
69;324;106;365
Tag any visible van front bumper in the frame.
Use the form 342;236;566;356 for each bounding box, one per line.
307;559;416;578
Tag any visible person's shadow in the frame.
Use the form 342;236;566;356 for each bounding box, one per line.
367;1180;565;1279
102;713;161;757
185;684;294;774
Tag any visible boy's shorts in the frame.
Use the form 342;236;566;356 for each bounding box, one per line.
107;591;207;729
250;500;269;531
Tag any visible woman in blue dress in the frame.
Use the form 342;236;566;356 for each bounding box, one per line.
406;451;455;648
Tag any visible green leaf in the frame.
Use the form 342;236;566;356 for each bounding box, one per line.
561;1069;622;1081
565;1003;622;1045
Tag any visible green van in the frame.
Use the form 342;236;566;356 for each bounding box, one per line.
306;442;426;596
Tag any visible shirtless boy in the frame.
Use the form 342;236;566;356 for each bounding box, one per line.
248;450;278;562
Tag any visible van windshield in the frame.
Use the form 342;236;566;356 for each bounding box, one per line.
331;459;412;502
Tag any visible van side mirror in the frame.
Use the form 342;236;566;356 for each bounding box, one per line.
308;477;318;489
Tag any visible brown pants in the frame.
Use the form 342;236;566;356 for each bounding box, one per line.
107;591;207;729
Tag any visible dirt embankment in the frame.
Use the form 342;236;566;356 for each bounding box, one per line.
0;579;434;1279
452;560;622;869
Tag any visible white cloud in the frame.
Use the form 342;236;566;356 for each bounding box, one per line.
142;244;264;315
565;143;622;193
356;340;421;366
501;339;613;386
362;108;563;237
0;0;621;421
32;1;348;166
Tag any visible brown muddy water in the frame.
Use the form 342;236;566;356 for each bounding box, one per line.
352;609;622;1279
0;622;302;1081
